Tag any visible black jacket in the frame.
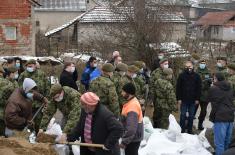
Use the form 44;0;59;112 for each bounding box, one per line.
67;103;124;155
208;81;235;123
176;71;202;102
60;70;78;90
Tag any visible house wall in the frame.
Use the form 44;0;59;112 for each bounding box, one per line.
171;23;187;41
0;0;34;56
222;26;235;41
210;26;223;40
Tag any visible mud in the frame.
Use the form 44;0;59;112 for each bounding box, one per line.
36;132;57;143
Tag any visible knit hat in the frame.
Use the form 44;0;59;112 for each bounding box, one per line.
25;59;36;66
122;83;136;95
80;92;100;106
0;65;5;73
159;58;168;64
133;61;144;69
102;63;114;72
50;84;63;97
227;63;235;71
23;78;37;93
216;56;227;61
116;63;128;72
7;66;18;73
128;65;139;73
113;51;120;58
215;72;225;81
163;68;173;76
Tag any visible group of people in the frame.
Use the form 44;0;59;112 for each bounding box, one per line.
0;51;235;155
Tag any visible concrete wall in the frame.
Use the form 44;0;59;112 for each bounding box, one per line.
223;26;235;41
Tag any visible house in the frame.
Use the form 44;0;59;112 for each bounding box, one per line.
195;11;235;41
198;1;235;10
0;0;40;56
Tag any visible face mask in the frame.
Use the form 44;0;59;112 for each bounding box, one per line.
163;64;169;69
15;63;20;68
132;74;137;79
185;68;193;74
55;95;63;102
94;63;98;68
194;60;199;64
26;93;34;100
140;68;144;73
27;67;34;73
217;63;222;68
158;55;164;60
119;71;126;76
14;74;19;80
70;66;75;73
199;64;206;69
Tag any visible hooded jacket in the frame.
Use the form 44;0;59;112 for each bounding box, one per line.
208;81;235;122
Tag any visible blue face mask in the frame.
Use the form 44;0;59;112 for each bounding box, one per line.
199;64;206;69
15;63;20;68
27;67;34;73
26;93;34;100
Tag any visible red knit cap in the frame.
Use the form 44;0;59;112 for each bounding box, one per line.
80;92;100;106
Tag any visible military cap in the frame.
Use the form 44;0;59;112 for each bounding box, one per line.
128;65;139;73
163;68;173;76
7;66;18;73
116;63;128;72
0;65;5;73
133;61;144;69
216;56;227;61
102;63;114;72
159;58;168;64
50;84;63;97
228;63;235;71
25;59;36;65
191;53;200;60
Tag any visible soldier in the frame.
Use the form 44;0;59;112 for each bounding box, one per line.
195;59;212;130
216;56;229;80
39;84;81;134
89;63;120;117
152;68;176;129
227;63;235;96
18;59;50;132
0;66;15;136
5;67;19;89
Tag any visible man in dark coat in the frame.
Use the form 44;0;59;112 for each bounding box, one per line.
176;61;202;134
59;92;123;155
208;73;235;155
60;62;78;90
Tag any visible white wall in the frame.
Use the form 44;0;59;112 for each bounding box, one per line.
222;26;235;41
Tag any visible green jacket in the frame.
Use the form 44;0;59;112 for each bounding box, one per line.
40;86;81;133
18;69;50;108
111;72;125;107
0;77;15;120
197;67;212;102
89;75;120;117
149;68;164;99
154;77;176;111
216;66;229;80
228;75;235;97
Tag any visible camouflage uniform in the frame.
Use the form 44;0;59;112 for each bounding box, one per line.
0;76;15;135
89;75;120;117
18;69;50;132
40;86;81;133
111;72;125;107
149;68;164;100
152;76;176;129
216;66;229;80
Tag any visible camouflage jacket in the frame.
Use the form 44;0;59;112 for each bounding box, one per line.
9;79;19;89
40;86;81;133
149;68;164;99
89;74;120;117
111;72;125;107
196;67;212;102
0;77;15;120
18;69;50;108
228;75;235;97
154;78;176;111
216;66;229;80
134;75;145;99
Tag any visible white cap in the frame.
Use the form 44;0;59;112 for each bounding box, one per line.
23;78;37;93
112;51;120;58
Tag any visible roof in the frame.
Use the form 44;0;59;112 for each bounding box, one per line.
28;0;41;6
196;11;235;26
35;0;86;11
45;6;187;36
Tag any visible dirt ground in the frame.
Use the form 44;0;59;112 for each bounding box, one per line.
0;137;57;155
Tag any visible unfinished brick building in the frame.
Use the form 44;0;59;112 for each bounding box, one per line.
0;0;40;56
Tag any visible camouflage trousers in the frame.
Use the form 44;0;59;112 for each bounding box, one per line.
0;119;5;136
32;107;43;134
153;107;172;129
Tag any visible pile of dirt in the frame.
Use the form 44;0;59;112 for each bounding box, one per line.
0;137;57;155
36;132;57;143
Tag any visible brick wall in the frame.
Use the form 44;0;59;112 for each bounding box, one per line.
0;0;34;56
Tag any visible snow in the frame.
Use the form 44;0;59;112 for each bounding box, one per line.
0;56;62;64
59;52;103;62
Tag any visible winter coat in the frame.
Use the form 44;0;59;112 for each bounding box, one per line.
176;70;202;102
60;70;78;90
4;88;44;130
208;81;235;123
67;103;124;155
81;65;101;90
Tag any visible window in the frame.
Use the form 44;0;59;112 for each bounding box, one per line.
36;21;40;27
232;27;235;33
5;27;17;40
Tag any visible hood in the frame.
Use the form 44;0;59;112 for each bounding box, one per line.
214;81;231;91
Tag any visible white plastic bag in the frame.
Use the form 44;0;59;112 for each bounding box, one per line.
165;114;182;142
72;140;80;155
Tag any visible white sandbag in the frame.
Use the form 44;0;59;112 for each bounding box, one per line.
143;117;155;141
165;114;182;142
72;140;80;155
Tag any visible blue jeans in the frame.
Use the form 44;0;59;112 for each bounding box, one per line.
214;122;233;155
180;101;195;133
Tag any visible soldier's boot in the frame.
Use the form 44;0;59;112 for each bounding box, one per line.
198;120;204;131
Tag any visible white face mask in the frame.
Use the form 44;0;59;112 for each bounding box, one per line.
119;71;126;76
163;64;169;69
158;55;164;60
55;94;63;102
132;73;137;79
93;63;98;68
14;73;19;80
70;66;75;73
